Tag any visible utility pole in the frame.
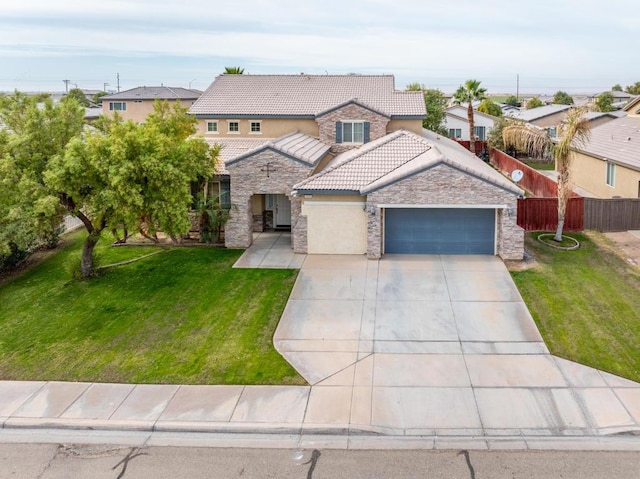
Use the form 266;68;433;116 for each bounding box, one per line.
103;82;109;92
516;74;520;103
117;73;120;92
63;79;70;93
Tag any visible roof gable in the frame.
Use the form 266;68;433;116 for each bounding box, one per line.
294;129;522;196
226;131;330;168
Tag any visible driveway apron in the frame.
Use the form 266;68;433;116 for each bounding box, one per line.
274;254;640;436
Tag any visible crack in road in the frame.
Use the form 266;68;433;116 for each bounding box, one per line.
458;450;476;479
111;447;148;479
301;449;321;479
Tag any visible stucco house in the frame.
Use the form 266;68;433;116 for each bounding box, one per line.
570;97;640;198
444;104;497;141
190;74;524;260
101;86;201;123
506;104;572;137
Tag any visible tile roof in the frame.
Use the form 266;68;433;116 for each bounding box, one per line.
293;129;522;196
206;132;329;174
505;104;571;122
190;75;425;118
574;116;640;171
102;86;201;101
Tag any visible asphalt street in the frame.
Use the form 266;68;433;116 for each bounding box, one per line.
1;443;640;479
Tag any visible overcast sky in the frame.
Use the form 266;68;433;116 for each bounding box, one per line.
0;0;637;95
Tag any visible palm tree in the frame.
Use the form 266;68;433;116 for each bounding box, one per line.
503;108;590;241
224;67;244;74
453;79;487;154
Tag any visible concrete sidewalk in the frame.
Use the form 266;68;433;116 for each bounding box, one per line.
1;240;640;450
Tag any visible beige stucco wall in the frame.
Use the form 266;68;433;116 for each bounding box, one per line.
196;118;318;138
102;99;196;123
387;118;423;135
530;111;568;128
302;197;367;254
571;151;640;198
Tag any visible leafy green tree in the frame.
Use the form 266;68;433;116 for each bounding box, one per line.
453;79;487;153
477;99;502;117
487;117;518;150
503;108;590;241
405;82;427;91
625;82;640;95
526;97;544;109
45;101;216;276
224;67;245;74
423;89;449;135
612;84;623;92
595;92;615;112
505;95;520;107
92;91;108;105
0;92;85;265
404;83;449;135
63;88;90;107
552;91;574;105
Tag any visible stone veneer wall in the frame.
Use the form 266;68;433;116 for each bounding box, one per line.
291;197;307;253
316;104;390;154
366;163;524;260
225;150;313;248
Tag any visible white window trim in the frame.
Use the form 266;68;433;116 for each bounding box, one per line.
109;101;127;111
206;120;219;134
606;162;616;187
249;120;262;135
227;119;240;134
341;119;365;144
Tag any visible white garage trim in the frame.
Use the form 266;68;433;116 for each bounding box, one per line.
378;203;507;209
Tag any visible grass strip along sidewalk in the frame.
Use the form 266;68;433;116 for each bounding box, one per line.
0;232;304;385
512;232;640;383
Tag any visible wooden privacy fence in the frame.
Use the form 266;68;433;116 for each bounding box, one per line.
584;198;640;232
517;197;584;232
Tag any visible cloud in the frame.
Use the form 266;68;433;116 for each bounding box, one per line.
0;0;638;92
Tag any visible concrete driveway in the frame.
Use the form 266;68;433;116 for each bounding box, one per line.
274;254;640;436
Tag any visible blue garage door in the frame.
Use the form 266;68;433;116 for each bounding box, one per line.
384;208;495;254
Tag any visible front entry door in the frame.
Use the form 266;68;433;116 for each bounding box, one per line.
275;195;291;227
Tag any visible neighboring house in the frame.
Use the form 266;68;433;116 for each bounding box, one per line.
190;74;524;260
505;104;572;136
101;86;201;123
444;104;497;141
591;90;638;106
570;97;640;198
583;110;626;129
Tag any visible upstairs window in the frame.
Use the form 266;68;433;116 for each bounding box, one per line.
449;128;462;139
473;126;486;140
109;102;127;111
335;121;370;143
228;120;239;133
206;121;218;133
250;121;262;134
606;162;616;187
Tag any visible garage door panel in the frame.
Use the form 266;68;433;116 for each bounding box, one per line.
385;208;495;255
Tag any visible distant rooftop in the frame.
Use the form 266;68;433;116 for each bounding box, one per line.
505;104;572;122
102;86;202;101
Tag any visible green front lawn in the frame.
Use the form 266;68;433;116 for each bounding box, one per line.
512;232;640;382
0;231;304;385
